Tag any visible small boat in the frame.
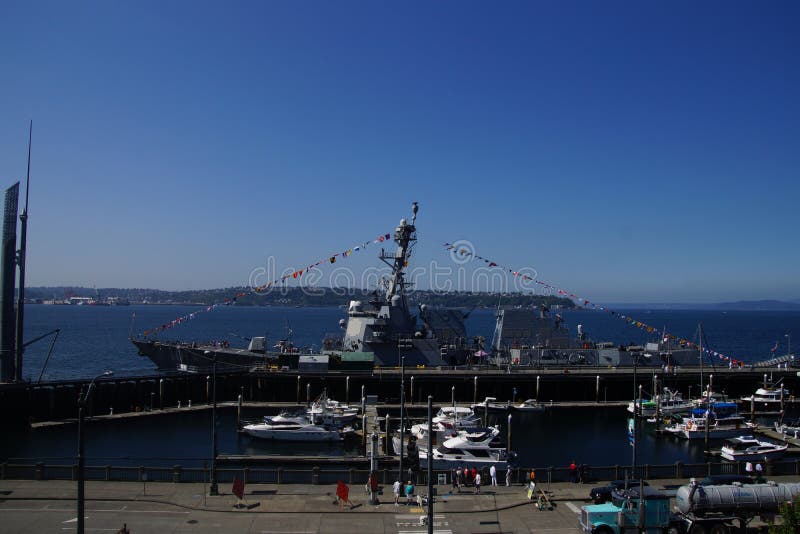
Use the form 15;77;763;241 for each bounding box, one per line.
720;435;788;462
432;406;481;429
242;417;344;441
663;403;754;440
471;397;514;412
774;418;800;437
691;390;730;407
628;388;694;417
740;377;791;408
512;399;545;412
419;425;513;469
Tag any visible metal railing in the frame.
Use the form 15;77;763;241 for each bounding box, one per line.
2;459;799;485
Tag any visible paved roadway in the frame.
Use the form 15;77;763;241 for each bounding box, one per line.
1;477;792;533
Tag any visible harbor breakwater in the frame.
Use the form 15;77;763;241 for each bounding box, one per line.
1;366;796;426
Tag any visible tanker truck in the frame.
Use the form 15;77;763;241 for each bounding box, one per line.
579;479;800;534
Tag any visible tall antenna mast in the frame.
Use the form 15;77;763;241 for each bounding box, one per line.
15;120;32;382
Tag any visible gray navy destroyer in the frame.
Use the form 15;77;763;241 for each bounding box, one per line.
132;202;706;372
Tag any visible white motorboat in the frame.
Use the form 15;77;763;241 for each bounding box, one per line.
419;425;513;469
720;435;788;462
740;377;791;408
243;416;344;441
308;391;360;424
432;406;481;429
663;403;754;440
471;396;514;412
512;399;545;412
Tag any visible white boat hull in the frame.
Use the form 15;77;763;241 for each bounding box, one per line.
243;424;342;442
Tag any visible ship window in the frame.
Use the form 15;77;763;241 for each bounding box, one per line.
470;450;490;457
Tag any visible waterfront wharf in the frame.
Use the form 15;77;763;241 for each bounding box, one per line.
2;476;794;534
2;365;798;427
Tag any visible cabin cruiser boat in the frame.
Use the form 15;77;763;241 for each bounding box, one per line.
393;422;500;454
740;380;791;408
663;403;754;440
308;392;359;425
243;415;347;441
720;435;788;462
419;425;513;469
432;406;481;429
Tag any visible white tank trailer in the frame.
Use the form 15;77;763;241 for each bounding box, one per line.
676;481;800;516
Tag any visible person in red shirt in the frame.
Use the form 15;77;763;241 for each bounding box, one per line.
569;461;578;483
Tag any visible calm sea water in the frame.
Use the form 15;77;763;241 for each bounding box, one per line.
0;404;727;469
21;304;800;381
6;305;797;468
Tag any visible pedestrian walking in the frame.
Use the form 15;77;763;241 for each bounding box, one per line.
746;461;754;480
458;466;465;489
405;480;414;505
506;467;512;487
490;464;497;486
569;460;578;483
393;479;401;506
451;468;458;492
756;463;764;482
471;467;477;484
475;472;482;494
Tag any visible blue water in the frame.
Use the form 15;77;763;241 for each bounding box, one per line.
0;404;727;469
7;304;800;468
21;304;800;381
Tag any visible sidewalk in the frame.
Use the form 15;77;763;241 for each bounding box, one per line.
0;478;592;513
2;476;797;514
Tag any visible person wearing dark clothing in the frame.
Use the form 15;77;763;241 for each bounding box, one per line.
569;461;578;483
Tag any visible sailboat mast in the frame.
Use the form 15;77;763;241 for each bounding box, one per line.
14;120;32;383
698;322;704;400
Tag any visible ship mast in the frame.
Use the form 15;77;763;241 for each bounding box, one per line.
380;202;417;304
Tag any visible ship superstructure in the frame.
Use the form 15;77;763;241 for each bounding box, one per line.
338;203;448;367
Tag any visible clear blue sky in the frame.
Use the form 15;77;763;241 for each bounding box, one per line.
1;1;798;303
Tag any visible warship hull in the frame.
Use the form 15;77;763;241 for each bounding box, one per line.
131;339;275;372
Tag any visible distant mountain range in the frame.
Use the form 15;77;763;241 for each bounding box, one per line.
23;286;800;311
607;300;800;311
22;286;575;309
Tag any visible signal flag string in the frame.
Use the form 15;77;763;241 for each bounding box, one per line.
141;231;395;337
442;242;744;367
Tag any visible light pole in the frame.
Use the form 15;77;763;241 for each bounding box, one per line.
787;334;792;357
206;351;218;496
399;355;405;483
427;394;433;534
77;370;113;534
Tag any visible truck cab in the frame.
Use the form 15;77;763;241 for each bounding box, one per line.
580;486;673;534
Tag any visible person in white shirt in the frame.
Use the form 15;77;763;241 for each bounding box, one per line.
490;464;497;486
475;472;482;494
393;480;401;506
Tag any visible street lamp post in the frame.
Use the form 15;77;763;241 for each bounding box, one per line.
206;351;218;496
399;355;405;483
77;370;113;534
